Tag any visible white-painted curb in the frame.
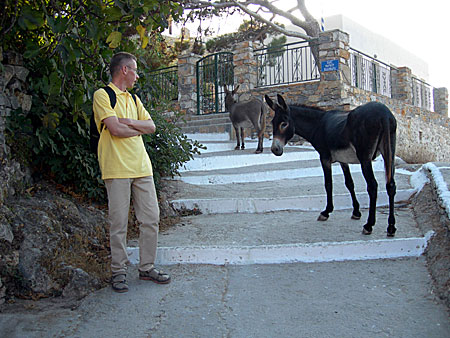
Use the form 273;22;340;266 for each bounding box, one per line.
127;231;433;266
170;189;416;214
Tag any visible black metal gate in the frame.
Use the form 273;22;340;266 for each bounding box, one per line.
196;52;234;115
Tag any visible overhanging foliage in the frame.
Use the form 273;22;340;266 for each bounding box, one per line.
2;0;203;201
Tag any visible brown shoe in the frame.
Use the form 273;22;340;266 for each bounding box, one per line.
139;268;171;284
111;274;128;293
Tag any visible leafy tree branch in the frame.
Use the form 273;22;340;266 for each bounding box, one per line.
181;0;320;41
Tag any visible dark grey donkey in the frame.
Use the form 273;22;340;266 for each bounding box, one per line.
224;85;267;154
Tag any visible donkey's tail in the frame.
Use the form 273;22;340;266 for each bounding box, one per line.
381;112;397;184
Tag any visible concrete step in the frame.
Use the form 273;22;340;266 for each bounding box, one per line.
190;139;273;153
180;116;231;127
180;112;229;122
177;113;233;135
128;208;431;265
185;133;231;142
180;123;232;135
179;145;318;172
160;207;423;246
166;174;414;215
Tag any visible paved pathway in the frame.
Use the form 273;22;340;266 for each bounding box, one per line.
1;134;449;338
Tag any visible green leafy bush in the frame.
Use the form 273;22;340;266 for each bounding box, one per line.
3;0;202;202
6;90;203;202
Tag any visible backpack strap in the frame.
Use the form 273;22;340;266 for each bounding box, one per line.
103;85;137;109
102;85;117;109
97;86;117;133
131;93;137;107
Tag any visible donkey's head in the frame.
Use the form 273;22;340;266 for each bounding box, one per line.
224;85;239;112
265;94;294;156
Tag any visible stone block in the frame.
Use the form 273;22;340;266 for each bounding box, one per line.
17;92;32;112
338;49;350;59
4;52;23;65
9;94;19;110
2;65;14;89
319;34;331;44
332;30;350;44
14;66;30;82
0;222;14;243
0;93;7;106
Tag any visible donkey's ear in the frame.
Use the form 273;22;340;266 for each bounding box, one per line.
224;86;229;94
265;95;274;110
277;94;288;110
232;85;240;95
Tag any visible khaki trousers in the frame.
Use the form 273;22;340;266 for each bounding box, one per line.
105;176;159;276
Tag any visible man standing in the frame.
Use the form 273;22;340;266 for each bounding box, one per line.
93;52;170;293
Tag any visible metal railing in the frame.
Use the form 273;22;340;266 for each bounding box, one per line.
255;41;320;87
412;77;434;111
350;48;393;97
147;66;178;101
350;48;435;111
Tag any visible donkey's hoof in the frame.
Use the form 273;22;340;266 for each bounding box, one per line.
234;146;240;150
255;149;263;154
351;211;361;220
317;214;328;221
387;225;396;237
241;146;245;150
362;227;372;235
387;229;396;237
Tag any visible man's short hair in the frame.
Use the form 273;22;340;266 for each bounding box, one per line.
110;52;137;77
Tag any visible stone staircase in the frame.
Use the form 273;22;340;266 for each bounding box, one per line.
177;113;233;135
129;135;435;265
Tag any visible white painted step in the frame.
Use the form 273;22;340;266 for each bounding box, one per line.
180;150;319;172
171;189;415;214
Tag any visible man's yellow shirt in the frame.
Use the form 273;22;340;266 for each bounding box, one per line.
93;83;153;180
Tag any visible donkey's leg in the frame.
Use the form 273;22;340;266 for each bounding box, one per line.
386;178;397;236
255;134;263;153
340;163;361;220
382;133;397;237
234;126;240;150
360;161;378;235
255;128;264;154
318;158;333;221
240;128;245;149
253;113;265;154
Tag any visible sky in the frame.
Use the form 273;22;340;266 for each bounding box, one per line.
179;0;450;92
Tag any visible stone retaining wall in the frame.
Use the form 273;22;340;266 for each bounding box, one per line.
0;51;33;206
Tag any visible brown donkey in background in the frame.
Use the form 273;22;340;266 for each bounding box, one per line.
224;86;267;153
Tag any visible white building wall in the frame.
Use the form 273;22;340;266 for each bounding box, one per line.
323;15;429;81
284;14;429;82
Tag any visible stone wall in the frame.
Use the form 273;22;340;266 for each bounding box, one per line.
346;86;450;163
1;50;34;304
177;52;200;115
241;30;449;163
0;51;33;206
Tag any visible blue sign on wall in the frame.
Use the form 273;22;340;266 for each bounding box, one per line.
321;59;339;72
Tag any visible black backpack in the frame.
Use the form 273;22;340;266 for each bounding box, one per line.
89;86;137;154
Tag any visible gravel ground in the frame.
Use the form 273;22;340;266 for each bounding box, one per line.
411;181;450;308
